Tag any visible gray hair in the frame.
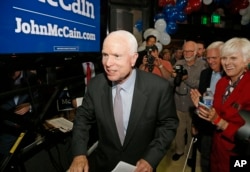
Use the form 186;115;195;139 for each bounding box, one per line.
221;37;250;62
207;41;224;51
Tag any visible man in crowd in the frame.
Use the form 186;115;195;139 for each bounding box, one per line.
69;30;178;172
139;45;173;79
171;41;207;165
191;41;224;172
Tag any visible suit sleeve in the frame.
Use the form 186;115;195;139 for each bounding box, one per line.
71;89;96;156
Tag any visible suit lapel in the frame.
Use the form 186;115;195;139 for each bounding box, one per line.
100;82;122;146
123;75;147;147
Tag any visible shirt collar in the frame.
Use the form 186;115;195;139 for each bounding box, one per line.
113;69;136;93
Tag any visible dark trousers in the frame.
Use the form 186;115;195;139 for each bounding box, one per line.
199;134;212;172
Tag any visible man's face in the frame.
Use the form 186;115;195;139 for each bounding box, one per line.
206;48;221;72
183;42;196;62
12;71;21;80
150;49;159;58
197;43;205;58
146;37;156;46
102;36;138;84
162;52;171;61
175;49;183;59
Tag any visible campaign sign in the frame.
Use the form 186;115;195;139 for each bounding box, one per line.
0;0;100;54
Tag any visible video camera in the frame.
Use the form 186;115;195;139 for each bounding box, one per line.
174;65;188;86
145;45;158;72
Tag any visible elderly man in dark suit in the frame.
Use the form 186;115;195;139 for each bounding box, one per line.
190;41;224;171
69;30;178;172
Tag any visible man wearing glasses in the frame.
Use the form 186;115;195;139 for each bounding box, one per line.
171;41;207;165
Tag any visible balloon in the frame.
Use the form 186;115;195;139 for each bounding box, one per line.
143;28;160;41
241;17;250;25
159;32;171;45
158;0;168;7
238;0;249;10
134;20;143;32
184;5;193;14
154;19;167;32
203;0;213;5
176;0;188;11
166;21;178;35
242;13;250;21
156;42;163;52
166;7;179;21
239;8;248;15
191;0;202;11
164;5;174;17
229;0;249;13
176;11;187;22
166;0;176;6
143;28;155;39
154;13;166;21
138;44;146;52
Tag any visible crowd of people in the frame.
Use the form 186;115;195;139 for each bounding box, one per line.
1;29;250;172
135;33;250;172
67;30;250;172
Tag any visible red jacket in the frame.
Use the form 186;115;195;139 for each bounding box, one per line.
211;71;250;172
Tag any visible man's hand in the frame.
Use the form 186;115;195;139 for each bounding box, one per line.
14;103;31;115
135;159;153;172
69;155;89;172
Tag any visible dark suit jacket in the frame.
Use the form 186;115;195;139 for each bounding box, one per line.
72;69;178;171
193;68;216;135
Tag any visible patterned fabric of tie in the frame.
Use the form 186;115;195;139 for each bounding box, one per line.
86;62;91;84
113;85;125;145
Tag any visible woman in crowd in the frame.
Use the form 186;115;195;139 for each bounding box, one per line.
190;37;250;172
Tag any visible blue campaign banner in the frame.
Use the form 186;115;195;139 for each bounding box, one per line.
0;0;100;54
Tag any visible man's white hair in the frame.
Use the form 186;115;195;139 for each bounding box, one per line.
104;30;138;54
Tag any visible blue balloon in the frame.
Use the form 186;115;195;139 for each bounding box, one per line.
154;13;166;21
166;7;178;22
163;4;174;16
166;21;178;35
176;0;188;11
135;20;143;32
176;11;187;23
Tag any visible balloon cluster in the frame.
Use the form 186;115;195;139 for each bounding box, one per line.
137;28;165;52
233;0;250;25
136;0;250;51
157;0;189;35
213;0;250;25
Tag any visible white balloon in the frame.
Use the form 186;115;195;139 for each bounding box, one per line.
156;42;163;52
143;28;160;41
203;0;213;5
143;28;155;39
239;8;248;16
138;45;146;52
154;19;167;32
241;18;250;25
242;14;250;22
159;32;171;45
